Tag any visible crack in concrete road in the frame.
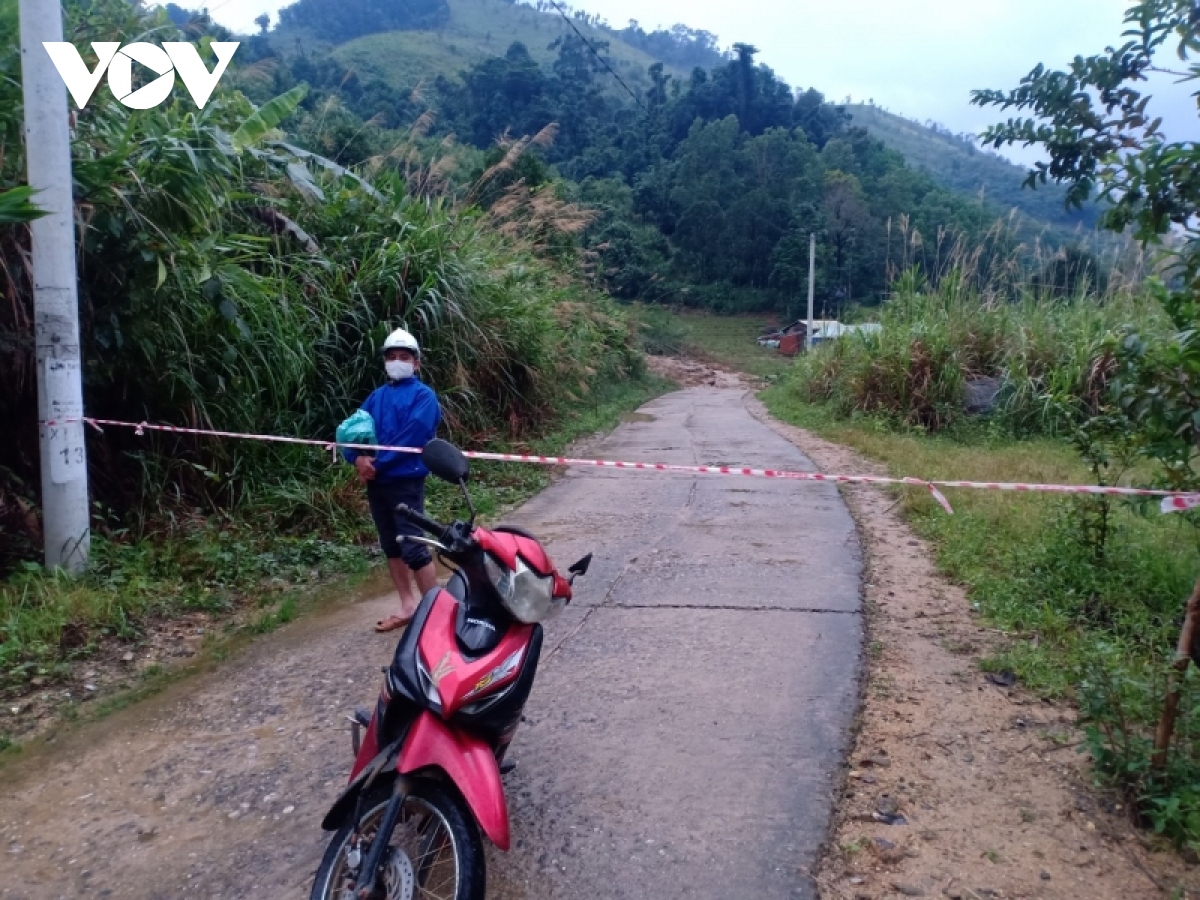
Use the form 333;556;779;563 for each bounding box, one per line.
0;387;863;900
541;454;705;666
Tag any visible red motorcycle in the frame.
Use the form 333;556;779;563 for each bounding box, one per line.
311;439;591;900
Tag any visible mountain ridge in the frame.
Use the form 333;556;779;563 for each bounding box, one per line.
845;103;1099;232
262;0;1098;239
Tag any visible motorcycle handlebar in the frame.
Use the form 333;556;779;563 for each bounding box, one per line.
394;503;447;539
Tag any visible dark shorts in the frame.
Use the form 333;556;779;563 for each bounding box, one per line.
366;477;433;570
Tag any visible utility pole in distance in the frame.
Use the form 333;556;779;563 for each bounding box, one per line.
19;0;90;572
806;233;816;353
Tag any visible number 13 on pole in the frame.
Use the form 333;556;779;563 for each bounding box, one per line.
46;360;86;484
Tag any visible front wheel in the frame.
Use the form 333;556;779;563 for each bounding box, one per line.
311;779;485;900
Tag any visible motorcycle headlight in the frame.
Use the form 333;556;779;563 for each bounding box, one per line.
484;553;566;624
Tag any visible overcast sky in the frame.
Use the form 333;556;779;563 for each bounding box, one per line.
207;0;1198;161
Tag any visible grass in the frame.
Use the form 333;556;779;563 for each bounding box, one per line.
844;103;1096;233
761;391;1200;696
322;0;681;94
791;272;1153;434
0;566;379;765
1;531;371;690
0;372;672;749
250;595;299;634
642;309;793;381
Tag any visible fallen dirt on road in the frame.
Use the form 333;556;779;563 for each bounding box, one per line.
644;354;750;389
749;399;1200;899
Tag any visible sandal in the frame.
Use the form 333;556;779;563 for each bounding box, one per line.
375;614;413;634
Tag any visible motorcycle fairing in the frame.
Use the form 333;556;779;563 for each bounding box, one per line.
455;598;507;657
419;590;535;717
398;710;510;850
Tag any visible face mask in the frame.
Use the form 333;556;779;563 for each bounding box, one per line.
386;360;415;382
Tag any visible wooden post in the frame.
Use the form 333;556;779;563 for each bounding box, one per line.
1152;575;1200;771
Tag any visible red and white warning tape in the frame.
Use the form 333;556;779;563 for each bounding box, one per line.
45;417;1200;517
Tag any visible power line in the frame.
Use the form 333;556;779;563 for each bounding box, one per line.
546;0;646;113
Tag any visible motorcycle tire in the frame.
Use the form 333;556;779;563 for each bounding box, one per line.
310;778;485;900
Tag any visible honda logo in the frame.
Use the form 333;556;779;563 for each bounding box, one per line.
43;41;240;110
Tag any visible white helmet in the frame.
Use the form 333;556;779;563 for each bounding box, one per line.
382;328;420;357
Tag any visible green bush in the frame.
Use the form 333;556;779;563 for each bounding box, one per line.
1079;647;1200;851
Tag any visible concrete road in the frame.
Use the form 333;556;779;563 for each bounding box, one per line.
0;387;862;899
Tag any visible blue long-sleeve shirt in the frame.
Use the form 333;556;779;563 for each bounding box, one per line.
342;379;442;481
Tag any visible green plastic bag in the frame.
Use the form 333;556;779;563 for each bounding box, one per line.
337;410;377;455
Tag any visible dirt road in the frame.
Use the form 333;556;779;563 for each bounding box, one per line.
0;387;863;899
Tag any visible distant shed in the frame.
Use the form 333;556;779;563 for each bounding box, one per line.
764;320;881;356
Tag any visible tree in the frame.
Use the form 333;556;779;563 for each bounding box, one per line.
254;13;271;34
972;1;1199;255
164;4;191;26
974;0;1200;778
417;4;1023;314
646;62;671;110
731;43;758;129
794;88;848;148
618;22;727;71
973;1;1200;483
443;43;553;148
822;170;875;307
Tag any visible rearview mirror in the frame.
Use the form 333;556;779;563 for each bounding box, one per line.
423;439;470;485
568;554;593;577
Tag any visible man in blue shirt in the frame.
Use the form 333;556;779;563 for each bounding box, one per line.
343;328;442;633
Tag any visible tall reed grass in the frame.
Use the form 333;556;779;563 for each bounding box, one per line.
794;223;1161;434
0;0;642;562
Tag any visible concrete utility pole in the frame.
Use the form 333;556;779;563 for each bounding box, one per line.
19;0;90;572
806;233;816;353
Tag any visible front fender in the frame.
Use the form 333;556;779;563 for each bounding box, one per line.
320;737;403;832
399;712;510;850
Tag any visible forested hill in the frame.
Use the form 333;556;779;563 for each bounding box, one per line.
846;104;1099;231
217;0;1107;315
266;0;707;102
